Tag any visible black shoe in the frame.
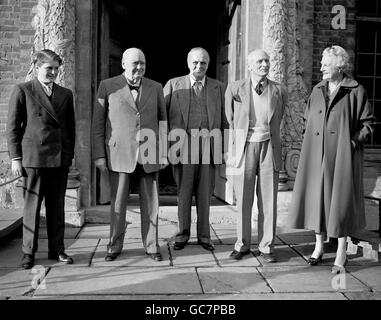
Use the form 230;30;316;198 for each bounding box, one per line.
173;242;186;250
229;250;250;260
105;252;120;261
48;251;73;264
197;241;215;251
21;254;34;269
146;252;163;261
258;251;277;263
307;253;324;266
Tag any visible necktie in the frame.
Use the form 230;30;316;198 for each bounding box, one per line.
255;82;263;95
43;84;52;97
193;81;202;97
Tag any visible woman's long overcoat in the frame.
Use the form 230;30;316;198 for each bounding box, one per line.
288;77;375;237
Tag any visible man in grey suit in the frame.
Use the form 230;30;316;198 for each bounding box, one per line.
164;47;227;251
92;48;167;262
225;49;287;262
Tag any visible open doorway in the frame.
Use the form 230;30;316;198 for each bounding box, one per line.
95;0;227;203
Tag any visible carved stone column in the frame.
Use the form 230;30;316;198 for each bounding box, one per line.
26;0;82;226
263;0;308;190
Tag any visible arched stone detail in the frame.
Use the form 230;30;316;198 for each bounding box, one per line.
263;0;308;182
25;0;75;91
285;148;301;179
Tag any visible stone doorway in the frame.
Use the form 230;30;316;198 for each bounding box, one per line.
95;0;227;203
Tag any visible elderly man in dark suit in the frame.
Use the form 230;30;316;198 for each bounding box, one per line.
164;47;227;251
225;49;287;263
92;48;167;262
7;49;76;269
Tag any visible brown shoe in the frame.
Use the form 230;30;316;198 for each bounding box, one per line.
173;242;186;250
105;252;120;261
197;241;215;251
229;250;250;260
21;254;34;269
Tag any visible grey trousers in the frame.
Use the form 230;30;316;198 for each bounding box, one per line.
107;165;160;254
233;140;279;253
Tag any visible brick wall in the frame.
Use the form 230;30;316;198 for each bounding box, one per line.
312;0;357;85
297;0;314;93
0;0;37;158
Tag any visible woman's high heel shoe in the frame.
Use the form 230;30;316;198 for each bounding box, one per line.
331;259;348;274
307;253;324;266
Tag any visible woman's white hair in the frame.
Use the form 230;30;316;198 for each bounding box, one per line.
322;45;350;73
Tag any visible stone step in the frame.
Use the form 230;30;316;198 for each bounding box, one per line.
348;230;381;262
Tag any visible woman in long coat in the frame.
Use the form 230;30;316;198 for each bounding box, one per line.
288;45;375;273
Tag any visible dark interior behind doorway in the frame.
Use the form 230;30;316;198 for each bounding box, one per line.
97;0;224;199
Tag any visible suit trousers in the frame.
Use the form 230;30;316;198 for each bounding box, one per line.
233;140;279;253
108;165;160;254
22;167;69;254
173;162;215;244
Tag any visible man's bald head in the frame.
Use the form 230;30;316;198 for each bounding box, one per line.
122;48;146;83
187;47;210;80
247;49;270;81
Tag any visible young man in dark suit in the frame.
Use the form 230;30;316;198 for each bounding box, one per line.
7;49;76;269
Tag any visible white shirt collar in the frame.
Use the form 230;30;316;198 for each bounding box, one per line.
38;79;53;89
251;77;267;89
189;74;206;88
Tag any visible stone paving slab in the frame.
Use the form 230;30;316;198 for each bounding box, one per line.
258;266;370;293
158;223;178;240
92;239;170;267
123;223;179;241
39;227;81;239
0;268;41;297
12;292;348;300
31;238;99;252
0;239;23;268
76;224;114;239
34;267;203;296
346;265;381;291
170;244;217;267
344;291;381;300
212;245;260;267
276;230;317;245
197;267;271;293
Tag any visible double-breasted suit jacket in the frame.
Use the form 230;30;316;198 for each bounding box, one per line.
7;78;75;168
7;78;75;255
224;78;286;172
92;74;167;172
164;75;227;164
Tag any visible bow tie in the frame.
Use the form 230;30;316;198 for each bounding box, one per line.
129;84;139;92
